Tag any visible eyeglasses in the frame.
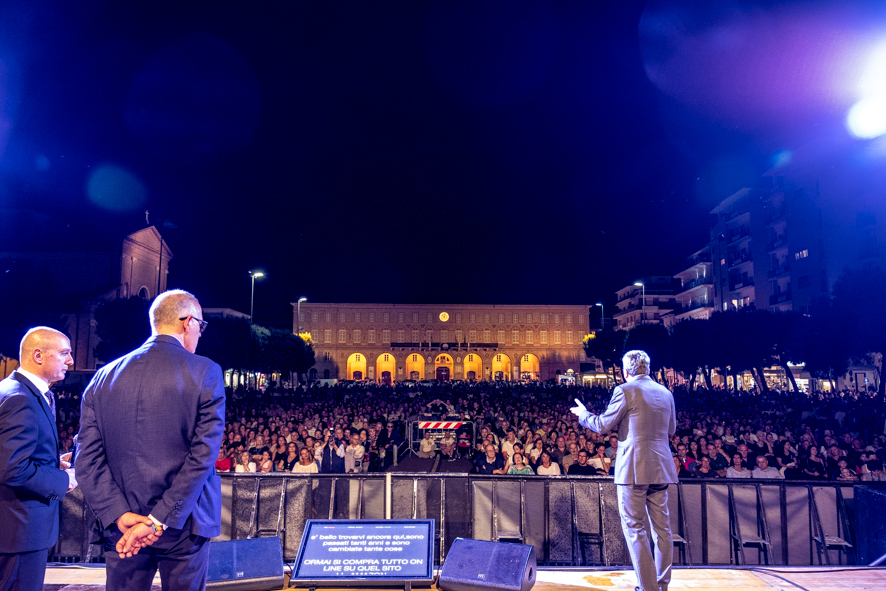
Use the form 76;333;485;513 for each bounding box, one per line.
180;316;209;334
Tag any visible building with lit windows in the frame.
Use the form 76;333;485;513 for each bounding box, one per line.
612;277;677;331
664;248;714;327
293;303;591;383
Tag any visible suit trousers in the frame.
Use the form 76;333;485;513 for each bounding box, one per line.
0;549;49;591
104;529;210;591
616;484;673;591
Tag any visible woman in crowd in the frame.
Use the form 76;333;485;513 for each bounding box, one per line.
774;440;801;479
293;447;319;473
536;451;560;475
588;442;611;476
259;450;274;472
278;442;299;472
528;438;545;466
688;440;700;461
507;453;534;475
801;446;827;479
726;453;751;478
272;436;288;465
235;450;256;473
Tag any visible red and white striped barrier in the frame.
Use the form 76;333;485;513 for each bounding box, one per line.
418;422;464;429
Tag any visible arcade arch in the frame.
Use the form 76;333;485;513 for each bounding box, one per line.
435;353;454;382
463;353;482;381
376;353;396;385
406;353;425;380
492;353;511;381
347;353;367;380
520;353;540;380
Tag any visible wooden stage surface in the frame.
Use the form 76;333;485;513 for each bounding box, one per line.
44;565;886;591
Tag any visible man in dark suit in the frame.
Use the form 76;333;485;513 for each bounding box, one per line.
0;327;76;591
572;350;677;591
76;290;225;591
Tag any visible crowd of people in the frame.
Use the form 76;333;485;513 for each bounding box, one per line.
53;379;886;481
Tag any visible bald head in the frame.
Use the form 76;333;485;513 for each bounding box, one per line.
149;290;201;332
20;327;72;383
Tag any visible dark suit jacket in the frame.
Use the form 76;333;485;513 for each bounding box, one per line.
75;335;225;539
0;371;69;553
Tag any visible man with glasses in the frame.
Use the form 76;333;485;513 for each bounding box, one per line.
76;290;225;591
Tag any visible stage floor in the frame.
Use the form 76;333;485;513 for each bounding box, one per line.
43;565;886;590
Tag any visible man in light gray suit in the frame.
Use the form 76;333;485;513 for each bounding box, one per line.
571;350;677;591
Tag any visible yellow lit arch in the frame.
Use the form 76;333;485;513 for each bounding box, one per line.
376;353;396;385
492;353;511;381
347;353;367;380
406;353;425;380
520;353;540;380
434;353;454;382
464;353;482;381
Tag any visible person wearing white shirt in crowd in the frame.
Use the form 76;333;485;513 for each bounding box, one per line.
535;451;561;475
345;434;365;473
751;456;783;479
501;430;517;459
418;432;437;458
292;448;318;474
235;451;257;473
726;453;751;478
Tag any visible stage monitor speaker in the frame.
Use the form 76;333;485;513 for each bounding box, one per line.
207;537;284;591
856;485;886;565
439;538;536;591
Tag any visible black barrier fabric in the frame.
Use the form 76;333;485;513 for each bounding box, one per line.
52;475;883;567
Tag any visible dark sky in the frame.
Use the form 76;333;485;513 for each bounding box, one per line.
1;0;882;326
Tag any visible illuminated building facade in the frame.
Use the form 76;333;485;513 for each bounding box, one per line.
664;248;714;327
612;277;677;331
294;303;591;383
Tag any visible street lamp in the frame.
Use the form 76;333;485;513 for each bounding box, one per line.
595;302;604;330
249;271;265;323
297;297;308;332
633;282;645;325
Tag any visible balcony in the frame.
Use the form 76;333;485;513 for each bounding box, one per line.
673;301;714;315
767;263;790;278
728;251;753;267
389;342;500;350
727;228;752;244
766;236;788;252
686;252;712;266
766;207;786;224
679;276;713;292
729;279;755;291
769;291;792;305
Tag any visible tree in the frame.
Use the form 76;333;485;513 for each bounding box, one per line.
623;323;672;383
800;296;849;391
197;316;251;370
670;319;714;389
583;329;626;381
247;325;315;383
94;297;152;364
829;266;886;397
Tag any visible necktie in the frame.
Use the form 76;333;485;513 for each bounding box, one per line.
46;389;57;421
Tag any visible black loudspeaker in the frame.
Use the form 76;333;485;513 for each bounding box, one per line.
856;486;886;564
439;538;536;591
207;537;284;591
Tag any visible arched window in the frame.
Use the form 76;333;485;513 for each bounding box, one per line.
138;286;150;299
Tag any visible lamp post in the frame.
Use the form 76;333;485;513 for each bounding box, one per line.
633;282;645;325
249;271;265;323
595;302;604;330
297;297;307;333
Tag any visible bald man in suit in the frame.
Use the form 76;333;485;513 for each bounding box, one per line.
572;350;677;591
0;328;76;591
77;289;224;591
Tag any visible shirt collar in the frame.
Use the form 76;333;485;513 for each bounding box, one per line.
16;368;51;395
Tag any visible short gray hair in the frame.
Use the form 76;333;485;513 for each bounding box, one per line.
149;289;200;331
622;350;650;377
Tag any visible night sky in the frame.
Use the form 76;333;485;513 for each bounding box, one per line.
2;0;883;326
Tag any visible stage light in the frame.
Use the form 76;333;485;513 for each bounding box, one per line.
847;96;886;139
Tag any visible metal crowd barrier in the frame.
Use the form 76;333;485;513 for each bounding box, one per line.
52;475;883;567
